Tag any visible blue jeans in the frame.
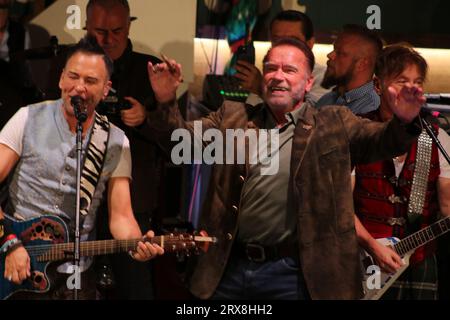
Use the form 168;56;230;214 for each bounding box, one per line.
211;256;310;300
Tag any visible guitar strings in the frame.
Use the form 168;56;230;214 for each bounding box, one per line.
23;238;196;258
394;216;450;256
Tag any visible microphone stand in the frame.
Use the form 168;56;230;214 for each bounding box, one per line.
420;115;450;166
73;103;87;300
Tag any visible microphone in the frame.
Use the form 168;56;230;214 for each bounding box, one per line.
422;93;450;114
424;93;450;105
70;96;88;122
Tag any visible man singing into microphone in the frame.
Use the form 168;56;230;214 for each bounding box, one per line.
0;35;163;300
45;0;167;299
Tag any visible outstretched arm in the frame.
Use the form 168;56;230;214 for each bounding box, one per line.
344;85;425;165
144;57;225;156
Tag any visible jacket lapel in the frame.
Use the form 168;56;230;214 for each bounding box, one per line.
244;103;265;175
291;103;317;180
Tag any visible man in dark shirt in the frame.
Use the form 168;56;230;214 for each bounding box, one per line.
0;0;39;129
85;0;165;300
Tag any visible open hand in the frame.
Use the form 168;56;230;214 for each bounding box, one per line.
387;84;426;123
147;57;183;104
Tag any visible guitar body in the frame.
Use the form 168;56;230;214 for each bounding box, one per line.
0;215;68;300
359;215;450;299
361;237;412;300
1;215;217;300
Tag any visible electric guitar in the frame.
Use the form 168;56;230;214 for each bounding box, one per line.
361;215;450;300
0;215;217;300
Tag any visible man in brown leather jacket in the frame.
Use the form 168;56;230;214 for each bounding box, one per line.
144;38;425;299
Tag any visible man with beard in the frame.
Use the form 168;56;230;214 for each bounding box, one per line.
316;24;382;115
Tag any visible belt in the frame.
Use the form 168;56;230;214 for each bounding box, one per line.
232;242;298;263
361;213;406;226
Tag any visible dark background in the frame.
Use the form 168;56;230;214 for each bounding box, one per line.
196;0;450;48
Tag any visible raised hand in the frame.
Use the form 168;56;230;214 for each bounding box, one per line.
147;55;183;104
387;84;426;123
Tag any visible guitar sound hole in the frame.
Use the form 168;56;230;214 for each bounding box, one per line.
34;275;42;283
44;224;53;233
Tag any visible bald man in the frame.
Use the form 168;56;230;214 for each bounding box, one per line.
316;24;383;114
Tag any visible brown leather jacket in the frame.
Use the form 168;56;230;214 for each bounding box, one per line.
147;100;420;299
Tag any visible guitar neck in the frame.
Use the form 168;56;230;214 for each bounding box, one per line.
26;236;187;262
394;215;450;256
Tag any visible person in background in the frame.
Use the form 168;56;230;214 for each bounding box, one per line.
144;37;425;299
234;9;329;105
316;24;382;115
353;44;450;299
